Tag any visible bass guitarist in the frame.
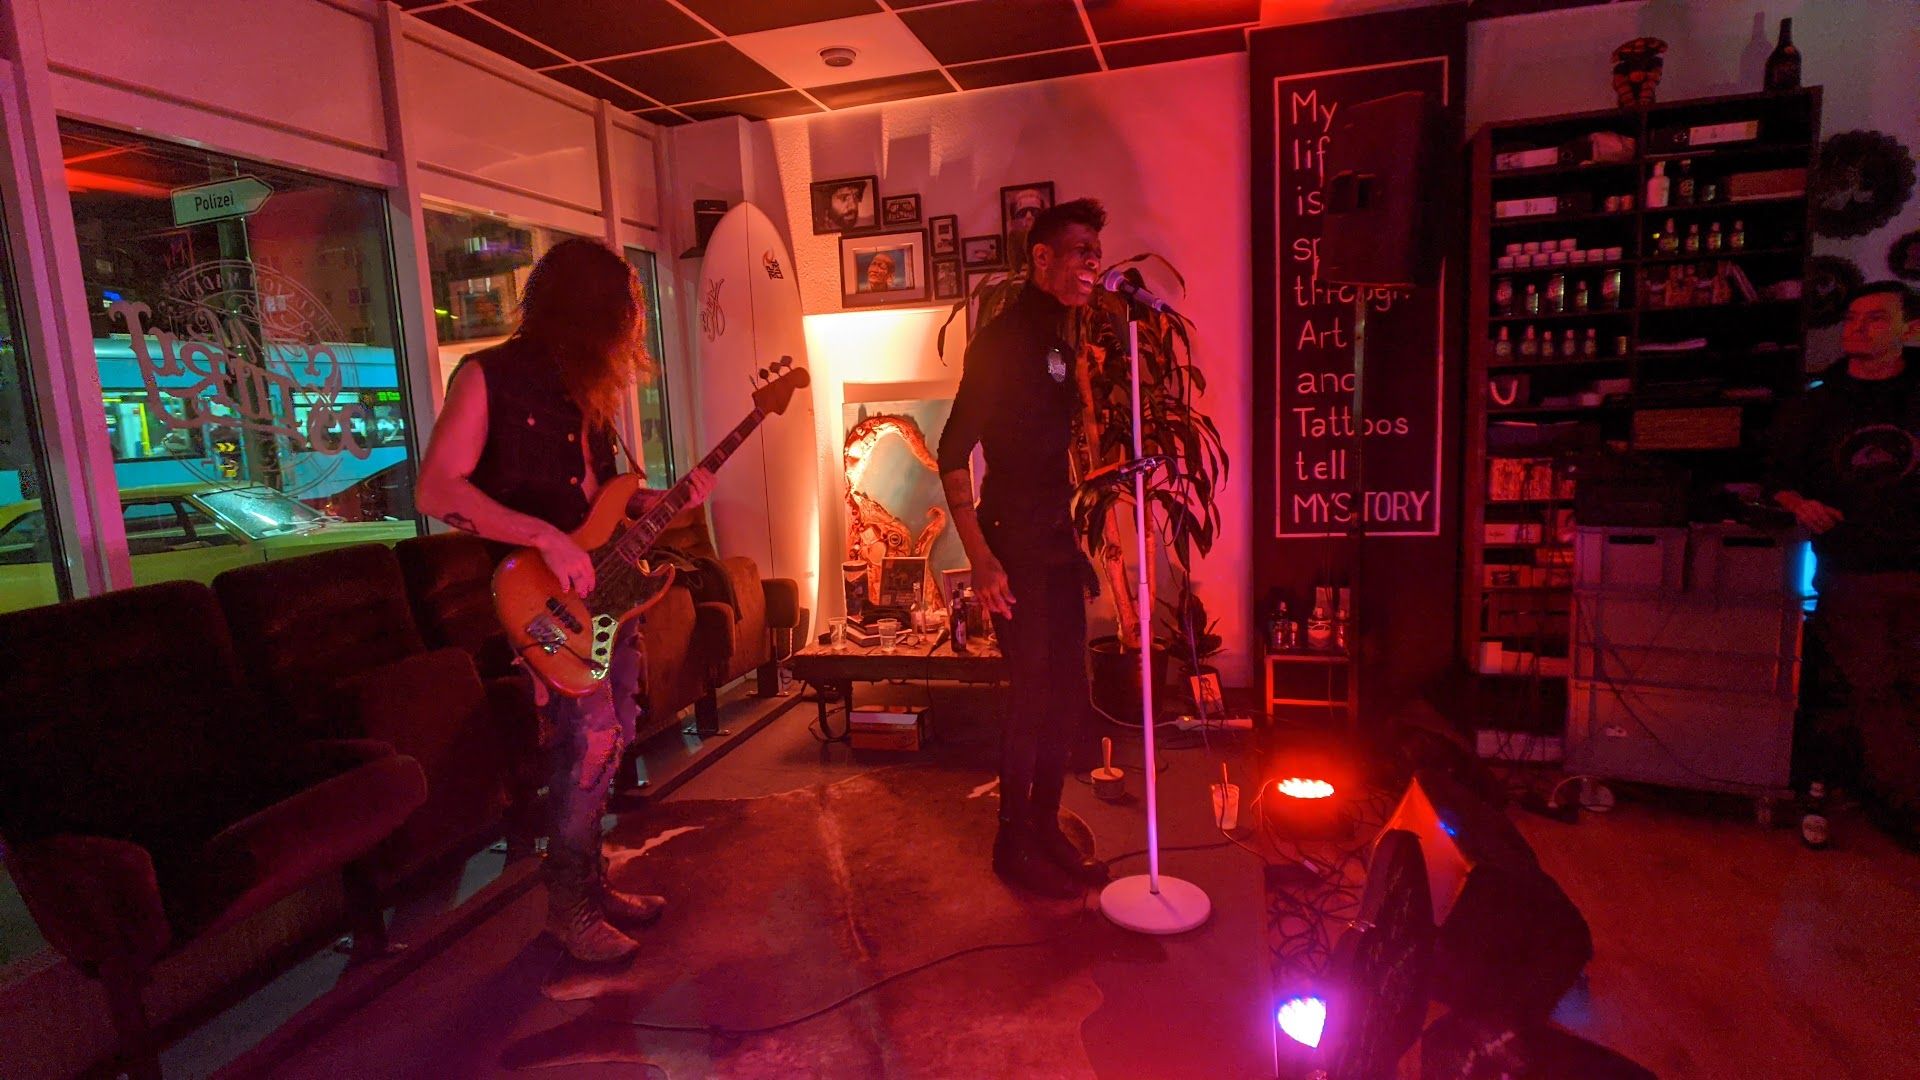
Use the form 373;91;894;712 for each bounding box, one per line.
418;238;714;963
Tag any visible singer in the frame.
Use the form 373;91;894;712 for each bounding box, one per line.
937;198;1111;898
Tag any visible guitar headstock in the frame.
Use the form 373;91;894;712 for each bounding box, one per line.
751;356;812;415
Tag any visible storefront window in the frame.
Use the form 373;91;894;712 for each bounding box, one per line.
627;247;675;488
0;202;68;613
62;122;422;581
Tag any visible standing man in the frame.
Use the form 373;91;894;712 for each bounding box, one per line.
1768;281;1920;835
938;198;1110;898
417;239;714;961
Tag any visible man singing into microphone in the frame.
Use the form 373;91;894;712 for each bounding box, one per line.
938;198;1110;897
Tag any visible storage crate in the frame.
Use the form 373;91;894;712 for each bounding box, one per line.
1566;679;1792;794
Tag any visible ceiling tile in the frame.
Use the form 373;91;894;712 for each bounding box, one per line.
540;66;658;112
730;14;943;90
596;41;788;105
949;48;1099;91
469;0;712;62
811;70;953;110
897;0;1089;67
681;91;824;123
883;0;951;7
394;0;450;9
417;7;570;70
675;0;881;36
1103;27;1245;70
1083;0;1259;42
635;108;692;127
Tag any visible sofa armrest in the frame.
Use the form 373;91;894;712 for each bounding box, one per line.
761;578;800;630
338;647;486;748
4;835;170;971
258;738;397;794
695;601;738;673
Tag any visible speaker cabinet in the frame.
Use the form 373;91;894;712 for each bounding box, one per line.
1321;90;1442;287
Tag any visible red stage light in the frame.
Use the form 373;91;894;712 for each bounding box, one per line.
1276;996;1327;1048
1275;777;1335;800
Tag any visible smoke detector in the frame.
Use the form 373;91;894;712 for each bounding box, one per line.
819;46;857;69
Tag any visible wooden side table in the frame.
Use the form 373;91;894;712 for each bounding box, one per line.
1264;650;1354;724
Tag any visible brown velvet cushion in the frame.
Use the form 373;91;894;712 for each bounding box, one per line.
654;503;719;563
0;581;263;853
214;545;426;738
395;533;516;678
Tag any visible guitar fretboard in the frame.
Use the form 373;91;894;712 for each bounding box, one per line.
617;408;766;552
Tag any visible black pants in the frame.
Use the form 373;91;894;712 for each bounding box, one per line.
1806;569;1920;810
989;547;1093;828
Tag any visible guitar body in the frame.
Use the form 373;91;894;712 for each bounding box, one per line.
493;474;678;697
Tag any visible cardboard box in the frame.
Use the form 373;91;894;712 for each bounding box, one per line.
849;704;926;751
1494;147;1563;172
1727;167;1806;201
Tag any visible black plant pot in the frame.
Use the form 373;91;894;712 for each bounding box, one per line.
1088;634;1171;727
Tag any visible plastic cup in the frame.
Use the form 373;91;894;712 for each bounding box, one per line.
877;618;900;653
828;617;846;652
1211;783;1241;831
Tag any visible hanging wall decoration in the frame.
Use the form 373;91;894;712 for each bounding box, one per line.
1609;37;1666;107
1886;230;1920;282
1806;255;1863;328
1809;130;1915;238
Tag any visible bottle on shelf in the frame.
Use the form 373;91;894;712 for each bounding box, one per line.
1582;327;1599;359
1494;326;1513;360
1573;280;1591;312
1520;325;1538;358
1650;220;1667;254
1561;328;1577;360
1546;273;1566;314
1731;219;1747;249
1707;221;1724;252
1684;223;1702;254
1523;283;1540;315
1646;160;1671;209
1613;333;1630;358
1676;159;1695;205
1659;217;1680;254
1494;276;1515;315
1765;17;1802;92
1306;592;1333;651
1601;267;1623;309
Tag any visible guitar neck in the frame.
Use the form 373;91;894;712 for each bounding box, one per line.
623;408;765;545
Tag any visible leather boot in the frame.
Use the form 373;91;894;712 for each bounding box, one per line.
544;851;640;963
594;845;666;929
1030;814;1110;886
992;819;1083;899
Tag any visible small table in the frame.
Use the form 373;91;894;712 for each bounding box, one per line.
789;640;1009;730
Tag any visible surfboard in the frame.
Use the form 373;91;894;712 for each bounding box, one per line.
696;202;820;619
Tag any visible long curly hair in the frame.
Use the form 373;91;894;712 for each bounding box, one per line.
513;238;652;426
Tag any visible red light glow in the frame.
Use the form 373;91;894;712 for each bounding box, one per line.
1276;778;1335;800
1276;996;1326;1047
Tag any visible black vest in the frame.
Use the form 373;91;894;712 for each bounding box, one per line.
460;337;619;534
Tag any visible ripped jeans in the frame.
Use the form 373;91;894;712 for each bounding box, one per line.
542;626;644;861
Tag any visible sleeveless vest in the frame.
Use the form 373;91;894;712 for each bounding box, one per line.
460;337;619;534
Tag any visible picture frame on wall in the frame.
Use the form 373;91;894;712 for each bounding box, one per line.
840;228;929;308
811;174;878;234
881;193;922;226
932;256;964;302
966;269;1010;334
929;214;958;256
1000;181;1055;251
961;234;1003;269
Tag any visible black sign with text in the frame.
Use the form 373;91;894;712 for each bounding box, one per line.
1273;61;1447;538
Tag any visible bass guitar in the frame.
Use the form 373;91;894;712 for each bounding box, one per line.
493;360;809;695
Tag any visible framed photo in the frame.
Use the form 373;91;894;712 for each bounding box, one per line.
929;214;959;256
840;228;929;308
1189;672;1225;715
1000;181;1055;251
966;269;1012;334
810;174;877;234
961;233;1004;270
881;193;922;227
939;567;972;611
932;256;964;301
879;556;927;608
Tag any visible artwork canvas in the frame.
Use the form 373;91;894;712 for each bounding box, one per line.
843;398;966;605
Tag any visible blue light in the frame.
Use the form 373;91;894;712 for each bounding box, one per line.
1440;820;1458;837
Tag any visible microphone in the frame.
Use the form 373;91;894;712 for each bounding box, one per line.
1085;454;1173;487
1100;268;1180;317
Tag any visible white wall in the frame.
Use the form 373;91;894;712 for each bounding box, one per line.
757;54;1258;683
1471;0;1920;360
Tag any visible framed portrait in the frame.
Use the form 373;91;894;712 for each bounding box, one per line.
929;214;958;256
932;256;964;302
1000;181;1055;250
881;193;922;227
961;233;1004;270
810;174;877;235
840;228;929;308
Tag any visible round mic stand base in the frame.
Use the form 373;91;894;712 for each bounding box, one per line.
1100;874;1212;934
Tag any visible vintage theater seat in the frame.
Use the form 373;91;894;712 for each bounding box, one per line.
214;545;532;889
0;581;426;1079
655;505;802;727
394;532;517;680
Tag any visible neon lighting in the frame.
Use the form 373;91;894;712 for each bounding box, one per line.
1277;996;1326;1048
1276;778;1335;800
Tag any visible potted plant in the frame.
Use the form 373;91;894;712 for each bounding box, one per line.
939;257;1229;724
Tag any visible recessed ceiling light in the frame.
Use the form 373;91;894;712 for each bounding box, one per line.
820;46;857;68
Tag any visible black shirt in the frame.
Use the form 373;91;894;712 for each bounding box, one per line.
459;337;619;535
1765;359;1920;573
938;284;1079;560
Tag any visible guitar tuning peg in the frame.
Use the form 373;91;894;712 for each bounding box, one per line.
777;355;793;369
756;367;770;381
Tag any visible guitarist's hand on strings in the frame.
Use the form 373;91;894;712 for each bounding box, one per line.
537;530;597;597
682;466;717;508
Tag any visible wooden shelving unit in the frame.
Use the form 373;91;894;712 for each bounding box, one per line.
1462;89;1820;716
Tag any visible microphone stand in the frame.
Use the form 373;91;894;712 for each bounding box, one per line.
1099;307;1212;935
